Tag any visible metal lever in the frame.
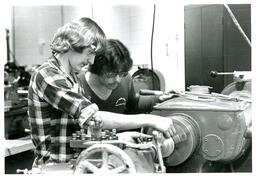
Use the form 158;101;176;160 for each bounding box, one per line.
16;168;29;174
210;70;235;78
210;70;251;79
152;131;166;173
139;89;164;95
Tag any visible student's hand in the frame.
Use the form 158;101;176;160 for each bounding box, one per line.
151;131;175;157
158;90;180;102
148;115;176;138
158;93;179;102
168;89;180;94
117;131;152;143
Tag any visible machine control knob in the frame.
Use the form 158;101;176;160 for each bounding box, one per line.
210;71;218;78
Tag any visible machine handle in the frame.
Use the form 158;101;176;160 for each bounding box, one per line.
16;168;28;174
210;70;234;78
152;131;166;173
210;70;251;79
139;89;164;95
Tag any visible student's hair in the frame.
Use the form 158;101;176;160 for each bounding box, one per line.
88;39;133;75
75;17;106;54
50;22;87;54
50;17;106;54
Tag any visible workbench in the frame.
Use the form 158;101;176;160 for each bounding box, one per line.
5;136;35;174
5;135;35;157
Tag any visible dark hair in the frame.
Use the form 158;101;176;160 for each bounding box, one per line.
89;39;133;75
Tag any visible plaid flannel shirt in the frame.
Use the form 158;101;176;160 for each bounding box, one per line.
28;56;97;164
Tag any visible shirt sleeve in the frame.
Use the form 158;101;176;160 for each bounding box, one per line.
33;67;95;124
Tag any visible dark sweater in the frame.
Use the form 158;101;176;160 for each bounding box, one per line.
78;72;160;114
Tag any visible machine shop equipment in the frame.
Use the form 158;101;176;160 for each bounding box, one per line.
151;71;251;172
132;65;166;93
69;121;168;173
4;67;30;139
17;117;170;174
4;28;32;140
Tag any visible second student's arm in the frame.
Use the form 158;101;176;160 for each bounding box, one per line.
94;111;176;138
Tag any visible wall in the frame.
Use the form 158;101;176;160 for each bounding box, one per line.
152;3;185;91
184;4;251;93
0;5;12;65
13;6;62;66
9;4;185;91
62;5;93;24
94;4;185;91
93;5;131;48
185;5;225;93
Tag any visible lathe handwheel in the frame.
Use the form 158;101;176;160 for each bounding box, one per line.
74;143;136;173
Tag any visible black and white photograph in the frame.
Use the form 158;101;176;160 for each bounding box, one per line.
1;0;254;176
